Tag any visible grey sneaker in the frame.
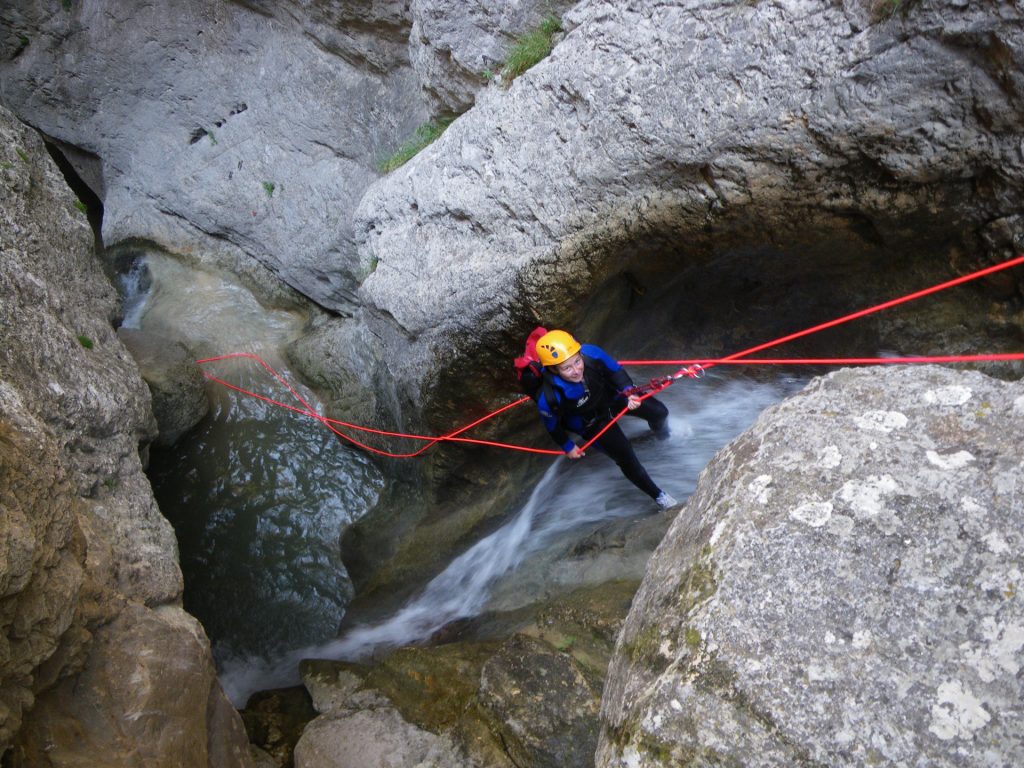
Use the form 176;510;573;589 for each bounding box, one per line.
655;491;678;509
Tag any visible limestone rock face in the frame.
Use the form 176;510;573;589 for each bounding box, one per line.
117;328;210;446
0;104;251;765
0;0;427;312
0;402;85;751
347;0;1024;419
408;0;575;113
597;366;1024;766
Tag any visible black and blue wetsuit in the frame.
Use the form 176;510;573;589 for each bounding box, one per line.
536;344;669;500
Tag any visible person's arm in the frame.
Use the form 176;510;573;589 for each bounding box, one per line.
537;391;577;453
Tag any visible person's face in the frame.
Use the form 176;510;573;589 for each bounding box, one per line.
555;352;584;383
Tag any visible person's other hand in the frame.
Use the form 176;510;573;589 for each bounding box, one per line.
627;395;641;410
566;445;585;459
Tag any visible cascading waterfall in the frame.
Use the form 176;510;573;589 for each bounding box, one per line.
218;371;806;704
118;247;811;708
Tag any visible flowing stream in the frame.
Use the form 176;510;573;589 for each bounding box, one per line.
216;369;807;703
123;249;808;706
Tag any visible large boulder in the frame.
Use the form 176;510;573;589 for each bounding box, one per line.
597;365;1024;766
0;103;252;765
14;604;252;767
347;0;1024;417
295;662;475;768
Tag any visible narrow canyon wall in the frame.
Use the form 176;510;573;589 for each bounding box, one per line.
0;104;252;766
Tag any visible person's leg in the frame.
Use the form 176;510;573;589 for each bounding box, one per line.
627;396;670;438
591;422;662;499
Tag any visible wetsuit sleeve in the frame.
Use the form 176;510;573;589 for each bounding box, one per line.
583;344;634;393
537;391;575;453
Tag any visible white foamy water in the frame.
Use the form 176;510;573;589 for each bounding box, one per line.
219;370;806;705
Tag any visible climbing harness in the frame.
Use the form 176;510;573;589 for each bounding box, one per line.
198;253;1024;459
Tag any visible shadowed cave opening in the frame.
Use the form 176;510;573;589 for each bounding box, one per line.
42;138;105;254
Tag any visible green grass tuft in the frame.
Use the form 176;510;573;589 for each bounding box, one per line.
77;334;94;349
501;15;562;83
867;0;915;21
74;200;87;214
378;117;454;174
262;180;275;197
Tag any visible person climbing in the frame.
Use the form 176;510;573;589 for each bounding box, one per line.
532;329;678;510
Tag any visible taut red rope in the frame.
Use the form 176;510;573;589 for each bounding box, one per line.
198;254;1024;458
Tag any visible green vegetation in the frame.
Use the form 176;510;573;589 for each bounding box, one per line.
207;130;218;146
684;626;702;649
867;0;914;21
501;15;562;83
74;200;87;214
77;334;94;349
621;623;664;668
554;634;577;652
15;148;29;163
606;720;724;765
376;16;561;173
675;557;718;613
262;180;276;197
378;117;454;173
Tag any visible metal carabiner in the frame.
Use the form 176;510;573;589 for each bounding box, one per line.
683;364;705;379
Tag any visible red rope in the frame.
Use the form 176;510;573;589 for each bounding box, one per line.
197;352;563;457
198;254;1024;458
621;353;1024;367
713;253;1024;368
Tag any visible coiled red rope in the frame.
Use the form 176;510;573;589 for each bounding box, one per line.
198;253;1024;458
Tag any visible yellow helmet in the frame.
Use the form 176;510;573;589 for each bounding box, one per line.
536;330;581;366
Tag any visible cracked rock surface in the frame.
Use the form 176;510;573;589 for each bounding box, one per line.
598;365;1024;767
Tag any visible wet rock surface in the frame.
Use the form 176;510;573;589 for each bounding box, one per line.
296;658;481;768
295;580;639;767
117;328;210;446
241;687;318;768
598;365;1024;767
479;633;603;768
